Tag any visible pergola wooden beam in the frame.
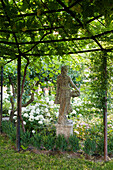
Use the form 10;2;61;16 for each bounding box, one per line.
24;48;113;56
0;29;112;37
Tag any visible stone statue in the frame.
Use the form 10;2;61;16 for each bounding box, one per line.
55;66;80;125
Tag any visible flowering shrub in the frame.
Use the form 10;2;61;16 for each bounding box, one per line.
72;115;113;155
3;93;113;155
13;96;60;133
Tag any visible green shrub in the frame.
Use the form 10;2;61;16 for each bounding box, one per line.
83;137;96;155
30;133;42;149
68;135;80;151
42;134;56;150
2;121;113;156
108;131;113;154
2;121;16;142
20;130;31;147
3;98;11;117
96;137;104;155
55;134;68;151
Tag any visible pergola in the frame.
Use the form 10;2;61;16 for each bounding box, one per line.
0;0;113;161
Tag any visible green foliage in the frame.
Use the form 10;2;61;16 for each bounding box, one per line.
84;138;96;155
30;133;42;149
96;137;104;155
68;135;80;151
42;134;55;150
1;121;80;152
0;0;113;62
55;135;68;151
76;52;113;118
1;135;113;170
1;119;113;156
2;97;11;117
108;136;113;155
20;130;31;147
2;121;16;142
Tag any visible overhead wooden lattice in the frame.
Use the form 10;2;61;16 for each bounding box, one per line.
0;0;113;60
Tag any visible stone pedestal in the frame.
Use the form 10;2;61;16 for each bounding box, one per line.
56;123;73;138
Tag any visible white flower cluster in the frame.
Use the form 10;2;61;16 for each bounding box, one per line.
12;95;85;134
13;96;59;133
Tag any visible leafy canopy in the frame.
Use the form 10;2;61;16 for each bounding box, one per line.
0;0;113;62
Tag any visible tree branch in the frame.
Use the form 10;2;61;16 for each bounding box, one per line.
0;26;64;33
24;31;52;54
86;15;102;24
92;37;103;50
0;36;91;45
57;0;83;26
1;0;20;53
68;0;83;9
0;30;112;46
0;9;65;18
22;93;34;108
24;48;113;56
20;56;30;100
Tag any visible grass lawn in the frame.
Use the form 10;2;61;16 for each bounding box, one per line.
0;135;113;170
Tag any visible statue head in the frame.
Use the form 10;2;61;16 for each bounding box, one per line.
61;65;68;74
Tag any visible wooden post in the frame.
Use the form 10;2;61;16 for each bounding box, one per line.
16;56;21;151
0;67;3;134
103;55;107;161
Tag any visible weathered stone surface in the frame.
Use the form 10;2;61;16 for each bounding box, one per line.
55;65;80;125
56;123;73;138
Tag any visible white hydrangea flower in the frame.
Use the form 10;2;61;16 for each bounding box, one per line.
30;110;35;115
23;113;29;118
56;112;59;118
45;108;48;112
8;110;11;114
35;115;40;120
32;130;35;134
13;116;17;120
43;104;47;107
46;112;50;117
36;108;40;113
23;121;26;125
14;111;17;115
35;103;40;107
72;110;76;114
44;118;50;125
22;107;26;112
38;115;44;120
79;114;82;117
46;97;49;103
26;108;30;112
29;106;35;110
49;100;54;105
74;130;79;134
38;120;43;124
29;118;34;122
40;99;44;102
29;115;35;121
76;108;79;111
50;105;54;108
